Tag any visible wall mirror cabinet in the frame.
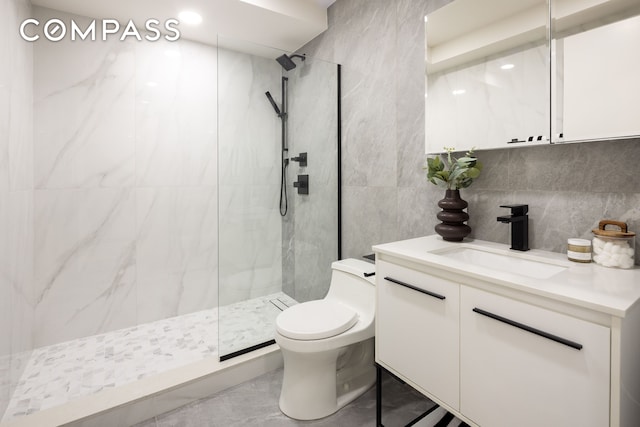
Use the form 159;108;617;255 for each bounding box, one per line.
425;0;640;154
552;0;640;143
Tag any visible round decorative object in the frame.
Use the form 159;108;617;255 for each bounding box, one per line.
435;189;471;242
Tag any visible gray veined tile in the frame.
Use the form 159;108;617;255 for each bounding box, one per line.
135;40;217;188
32;188;137;346
342;186;399;259
145;368;434;427
34;8;136;190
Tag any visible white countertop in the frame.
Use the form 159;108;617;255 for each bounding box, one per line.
373;235;640;318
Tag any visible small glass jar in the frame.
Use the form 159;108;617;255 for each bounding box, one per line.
592;220;636;269
567;238;591;263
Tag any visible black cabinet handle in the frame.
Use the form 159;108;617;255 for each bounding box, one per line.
384;276;446;300
472;308;583;350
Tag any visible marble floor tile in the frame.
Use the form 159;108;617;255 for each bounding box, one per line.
2;292;295;422
219;293;297;357
134;368;441;427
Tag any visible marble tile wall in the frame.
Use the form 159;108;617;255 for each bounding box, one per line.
134;39;217;324
32;7;218;346
0;0;34;417
0;0;12;411
300;0;451;259
303;0;640;264
217;48;283;306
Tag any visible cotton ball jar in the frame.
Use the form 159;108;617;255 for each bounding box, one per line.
592;220;636;269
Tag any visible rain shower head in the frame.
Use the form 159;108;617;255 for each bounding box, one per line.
265;91;281;116
276;54;306;71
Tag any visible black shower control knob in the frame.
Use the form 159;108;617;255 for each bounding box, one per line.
293;175;309;195
290;152;307;167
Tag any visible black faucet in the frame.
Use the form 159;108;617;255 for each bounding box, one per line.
497;204;529;251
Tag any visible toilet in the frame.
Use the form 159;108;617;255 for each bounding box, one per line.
275;258;376;420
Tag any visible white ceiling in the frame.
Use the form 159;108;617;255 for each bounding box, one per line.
31;0;334;54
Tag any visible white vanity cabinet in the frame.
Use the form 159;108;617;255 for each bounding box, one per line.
374;235;640;427
460;286;610;427
376;260;460;409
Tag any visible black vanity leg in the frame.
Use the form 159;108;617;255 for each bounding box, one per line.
376;364;383;427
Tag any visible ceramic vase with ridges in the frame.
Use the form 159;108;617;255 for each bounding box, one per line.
435;189;471;242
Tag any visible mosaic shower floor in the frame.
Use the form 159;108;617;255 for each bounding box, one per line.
2;292;297;421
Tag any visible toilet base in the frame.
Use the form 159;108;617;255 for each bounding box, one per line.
279;338;375;421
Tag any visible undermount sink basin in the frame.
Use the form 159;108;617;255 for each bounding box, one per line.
431;246;569;279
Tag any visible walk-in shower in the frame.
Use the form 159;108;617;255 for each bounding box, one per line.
0;10;340;424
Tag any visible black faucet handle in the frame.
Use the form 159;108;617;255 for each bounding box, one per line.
500;204;528;215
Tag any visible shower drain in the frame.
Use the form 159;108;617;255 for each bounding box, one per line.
270;298;293;311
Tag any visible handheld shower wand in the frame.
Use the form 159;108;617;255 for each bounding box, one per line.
265;81;290;216
265;91;282;117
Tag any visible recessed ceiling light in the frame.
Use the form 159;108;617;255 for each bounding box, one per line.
501;63;515;70
452;89;466;95
179;10;203;26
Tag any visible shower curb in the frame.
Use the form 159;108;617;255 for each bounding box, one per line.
1;345;283;427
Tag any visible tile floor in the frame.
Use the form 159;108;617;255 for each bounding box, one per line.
2;292;296;422
133;368;449;427
219;293;297;357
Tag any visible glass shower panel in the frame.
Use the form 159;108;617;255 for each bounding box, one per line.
286;58;339;304
217;37;340;359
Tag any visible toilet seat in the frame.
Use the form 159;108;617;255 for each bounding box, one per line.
276;300;358;340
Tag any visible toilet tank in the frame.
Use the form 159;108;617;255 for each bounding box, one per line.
325;259;376;315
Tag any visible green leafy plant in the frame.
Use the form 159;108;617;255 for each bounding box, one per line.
425;147;482;190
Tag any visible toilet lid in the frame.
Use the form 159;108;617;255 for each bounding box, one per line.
276;300;358;340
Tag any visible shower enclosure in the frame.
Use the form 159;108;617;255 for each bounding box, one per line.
217;37;341;360
0;5;339;423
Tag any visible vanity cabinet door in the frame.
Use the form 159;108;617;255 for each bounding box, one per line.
460;286;610;427
376;260;460;409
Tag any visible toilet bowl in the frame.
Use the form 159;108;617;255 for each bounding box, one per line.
275;258;376;420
